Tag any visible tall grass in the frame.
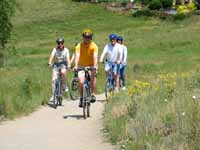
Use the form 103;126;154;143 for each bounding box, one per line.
0;57;51;119
104;70;200;149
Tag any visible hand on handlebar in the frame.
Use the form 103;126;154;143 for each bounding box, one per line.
73;65;78;72
48;63;52;68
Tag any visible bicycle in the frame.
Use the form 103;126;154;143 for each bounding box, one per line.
69;70;79;100
105;62;117;100
52;67;65;109
77;67;95;119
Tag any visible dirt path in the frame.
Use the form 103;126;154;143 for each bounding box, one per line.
0;94;114;150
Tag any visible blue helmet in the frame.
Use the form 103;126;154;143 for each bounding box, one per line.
117;36;123;41
109;34;118;40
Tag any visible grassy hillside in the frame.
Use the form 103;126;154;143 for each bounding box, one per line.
1;2;200;148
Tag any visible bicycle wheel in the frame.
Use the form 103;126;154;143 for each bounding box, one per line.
53;80;59;109
86;87;91;118
87;101;90;117
83;84;90;119
58;81;63;106
69;78;79;100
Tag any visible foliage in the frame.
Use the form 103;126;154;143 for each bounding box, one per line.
161;0;173;8
177;3;197;14
148;0;162;10
173;13;187;20
177;5;189;13
0;0;16;49
0;0;16;67
187;2;197;10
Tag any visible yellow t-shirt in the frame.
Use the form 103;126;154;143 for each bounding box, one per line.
76;41;98;66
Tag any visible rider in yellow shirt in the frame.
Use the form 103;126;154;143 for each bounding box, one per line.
74;29;98;107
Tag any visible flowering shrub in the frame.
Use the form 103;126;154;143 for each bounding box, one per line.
177;3;197;14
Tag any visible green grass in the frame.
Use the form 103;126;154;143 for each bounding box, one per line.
1;0;200;148
104;71;200;149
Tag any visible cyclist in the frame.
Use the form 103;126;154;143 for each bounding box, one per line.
74;29;98;107
117;36;127;91
48;37;71;101
99;34;123;92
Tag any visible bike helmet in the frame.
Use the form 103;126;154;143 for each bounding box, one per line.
117;36;123;41
82;29;93;38
56;37;64;44
109;34;117;40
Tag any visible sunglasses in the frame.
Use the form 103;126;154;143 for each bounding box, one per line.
83;36;92;39
57;42;64;45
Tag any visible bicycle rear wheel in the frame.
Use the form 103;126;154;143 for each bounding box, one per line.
105;78;113;100
69;78;79;100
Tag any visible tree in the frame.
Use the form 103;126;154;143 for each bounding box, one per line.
0;0;16;66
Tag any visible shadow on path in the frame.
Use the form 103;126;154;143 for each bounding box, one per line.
63;115;84;120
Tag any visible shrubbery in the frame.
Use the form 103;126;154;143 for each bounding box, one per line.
148;0;173;10
149;0;162;10
161;0;173;8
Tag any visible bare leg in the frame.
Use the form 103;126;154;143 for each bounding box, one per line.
79;76;84;97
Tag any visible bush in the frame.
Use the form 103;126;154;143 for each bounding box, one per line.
149;0;162;10
188;2;197;11
161;0;173;8
173;13;187;20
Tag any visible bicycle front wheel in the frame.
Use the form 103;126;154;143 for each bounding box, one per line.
69;78;79;100
83;84;90;119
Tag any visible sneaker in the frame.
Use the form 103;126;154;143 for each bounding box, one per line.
91;95;96;103
79;97;83;108
122;86;126;91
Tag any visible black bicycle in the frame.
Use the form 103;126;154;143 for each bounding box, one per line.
53;67;64;109
105;63;115;100
77;67;95;119
69;71;79;100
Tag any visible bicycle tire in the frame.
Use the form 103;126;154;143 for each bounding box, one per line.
87;102;90;117
58;96;62;106
83;84;90;119
53;80;59;108
86;86;90;118
69;78;79;100
58;81;63;106
105;78;114;100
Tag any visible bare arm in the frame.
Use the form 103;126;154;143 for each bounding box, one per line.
74;52;80;69
48;48;55;66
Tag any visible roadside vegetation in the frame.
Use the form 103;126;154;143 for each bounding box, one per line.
104;71;200;149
